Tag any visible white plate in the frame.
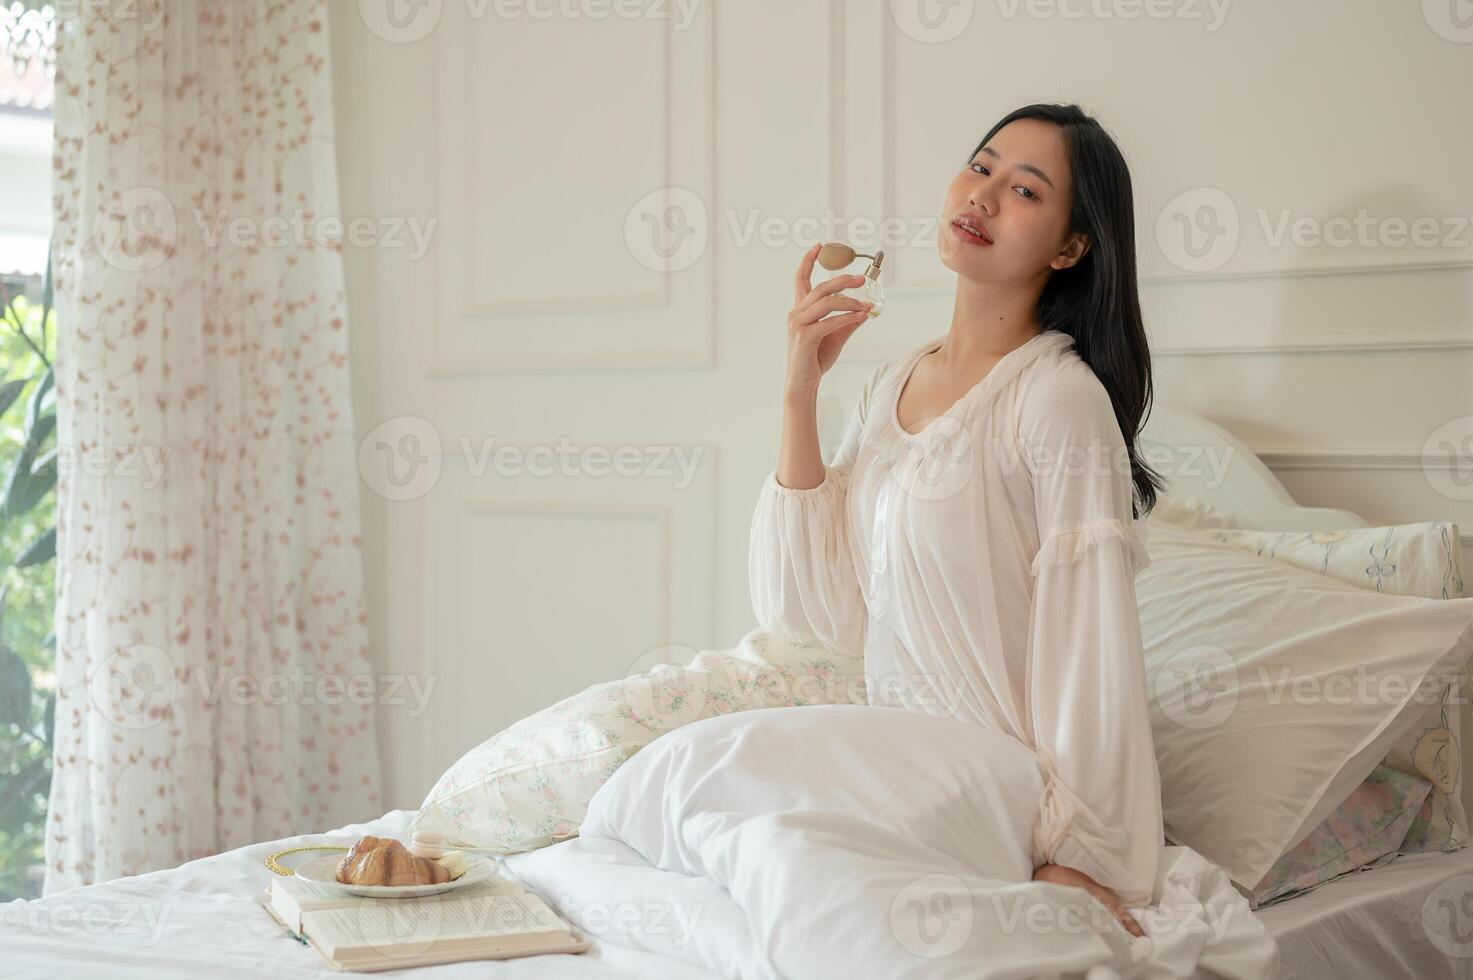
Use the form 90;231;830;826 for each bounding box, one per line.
295;852;500;898
266;845;348;876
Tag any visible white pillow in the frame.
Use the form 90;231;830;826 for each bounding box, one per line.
1203;520;1467;852
1136;519;1473;889
1205;521;1464;600
409;629;867;851
1149;491;1240;531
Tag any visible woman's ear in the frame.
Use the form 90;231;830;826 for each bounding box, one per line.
1051;232;1091;271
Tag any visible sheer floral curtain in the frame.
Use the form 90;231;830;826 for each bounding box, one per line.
45;1;379;892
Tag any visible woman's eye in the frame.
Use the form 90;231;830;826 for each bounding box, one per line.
970;163;1037;200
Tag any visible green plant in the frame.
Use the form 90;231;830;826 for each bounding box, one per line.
0;254;57;901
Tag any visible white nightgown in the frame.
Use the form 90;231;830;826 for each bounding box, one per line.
747;328;1164;907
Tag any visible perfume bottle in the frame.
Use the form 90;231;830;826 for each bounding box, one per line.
817;243;885;318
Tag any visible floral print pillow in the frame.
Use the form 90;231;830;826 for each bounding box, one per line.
1249;763;1434;909
409;629;867;852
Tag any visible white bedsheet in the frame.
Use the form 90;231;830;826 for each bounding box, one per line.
1255;846;1473;980
1;809;721;980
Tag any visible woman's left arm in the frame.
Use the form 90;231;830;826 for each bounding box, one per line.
1019;367;1163;912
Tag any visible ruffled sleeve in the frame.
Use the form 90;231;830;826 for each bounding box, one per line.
747;366;883;658
1019;365;1163;909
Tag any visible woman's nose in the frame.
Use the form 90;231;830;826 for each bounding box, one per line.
968;184;997;215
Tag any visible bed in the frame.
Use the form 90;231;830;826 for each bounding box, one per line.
5;805;1468;980
6;405;1469;980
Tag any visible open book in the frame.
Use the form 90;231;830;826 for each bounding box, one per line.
263;869;591;971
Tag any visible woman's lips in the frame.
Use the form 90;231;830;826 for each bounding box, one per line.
951;220;992;246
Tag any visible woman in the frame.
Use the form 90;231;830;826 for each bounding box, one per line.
749;103;1164;938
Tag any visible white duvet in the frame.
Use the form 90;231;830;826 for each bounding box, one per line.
5;703;1278;980
563;703;1279;980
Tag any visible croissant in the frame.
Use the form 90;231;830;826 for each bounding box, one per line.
335;836;451;886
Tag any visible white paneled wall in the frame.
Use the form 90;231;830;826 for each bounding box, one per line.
330;0;1473;805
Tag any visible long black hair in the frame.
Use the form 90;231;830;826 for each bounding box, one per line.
967;103;1162;518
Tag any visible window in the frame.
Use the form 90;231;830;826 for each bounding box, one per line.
0;0;56;902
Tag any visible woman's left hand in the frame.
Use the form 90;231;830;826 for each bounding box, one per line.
1032;862;1146;938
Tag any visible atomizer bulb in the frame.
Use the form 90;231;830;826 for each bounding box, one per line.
817;243;886;318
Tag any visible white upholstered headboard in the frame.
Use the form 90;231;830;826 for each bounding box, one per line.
1140;404;1370;532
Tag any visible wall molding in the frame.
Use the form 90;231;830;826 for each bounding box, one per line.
1148;326;1473;355
432;439;722;653
893;251;1473;295
425;7;718;375
1249;446;1463;472
1250;445;1473;556
1139;254;1473;285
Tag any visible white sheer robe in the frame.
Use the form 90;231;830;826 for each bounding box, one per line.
748;329;1163;907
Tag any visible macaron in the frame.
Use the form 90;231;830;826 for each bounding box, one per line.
409;830;445;859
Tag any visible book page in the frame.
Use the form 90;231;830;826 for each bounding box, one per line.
270;876;367;935
276;875;356;904
307;893;568;956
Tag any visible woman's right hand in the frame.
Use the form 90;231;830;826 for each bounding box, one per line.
785;243;874;400
1032;863;1146;938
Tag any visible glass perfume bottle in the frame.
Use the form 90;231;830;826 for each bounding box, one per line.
817;243;885;318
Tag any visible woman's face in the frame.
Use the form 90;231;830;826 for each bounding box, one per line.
938;117;1090;283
